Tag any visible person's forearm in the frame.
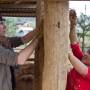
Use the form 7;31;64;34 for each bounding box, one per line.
69;9;78;44
68;53;88;76
22;28;39;43
17;38;38;65
69;25;78;44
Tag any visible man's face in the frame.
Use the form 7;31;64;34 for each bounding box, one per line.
0;24;6;36
82;53;90;66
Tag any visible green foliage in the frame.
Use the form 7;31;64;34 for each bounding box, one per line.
4;17;36;37
77;13;90;51
5;17;19;37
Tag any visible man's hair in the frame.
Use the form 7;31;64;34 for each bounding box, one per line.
0;15;5;24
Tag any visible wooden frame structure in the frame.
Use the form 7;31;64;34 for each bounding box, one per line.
0;0;90;90
0;0;36;17
0;5;36;17
1;0;90;17
35;0;69;90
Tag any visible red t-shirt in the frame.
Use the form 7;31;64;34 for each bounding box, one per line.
66;43;90;90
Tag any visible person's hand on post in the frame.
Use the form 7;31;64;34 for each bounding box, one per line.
32;31;43;45
68;47;73;60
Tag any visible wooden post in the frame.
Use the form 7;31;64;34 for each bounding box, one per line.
34;0;44;90
43;0;69;90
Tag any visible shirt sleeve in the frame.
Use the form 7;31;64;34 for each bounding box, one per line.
8;37;24;48
71;43;84;60
0;45;18;66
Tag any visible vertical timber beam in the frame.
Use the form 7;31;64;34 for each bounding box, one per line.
43;0;69;90
34;0;44;90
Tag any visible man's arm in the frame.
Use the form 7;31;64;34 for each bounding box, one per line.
69;9;78;44
21;28;40;44
68;52;88;76
17;37;38;65
69;9;84;59
8;28;40;48
0;36;38;66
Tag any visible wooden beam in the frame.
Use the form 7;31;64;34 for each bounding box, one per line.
14;0;36;4
15;0;24;4
0;0;15;4
0;4;36;17
0;13;36;17
34;0;44;90
0;4;36;16
5;0;90;4
0;0;36;4
0;8;36;12
0;4;36;8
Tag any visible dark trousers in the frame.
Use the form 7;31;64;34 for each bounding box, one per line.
10;66;16;90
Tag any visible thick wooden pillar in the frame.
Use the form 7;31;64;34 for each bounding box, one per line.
43;0;69;90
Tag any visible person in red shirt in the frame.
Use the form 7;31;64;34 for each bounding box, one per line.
66;9;90;90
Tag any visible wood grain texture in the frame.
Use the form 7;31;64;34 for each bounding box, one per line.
43;1;69;90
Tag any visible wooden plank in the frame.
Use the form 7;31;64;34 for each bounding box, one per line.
0;4;36;17
34;0;44;90
0;13;36;17
0;0;36;4
14;0;36;4
0;4;36;8
1;0;90;5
